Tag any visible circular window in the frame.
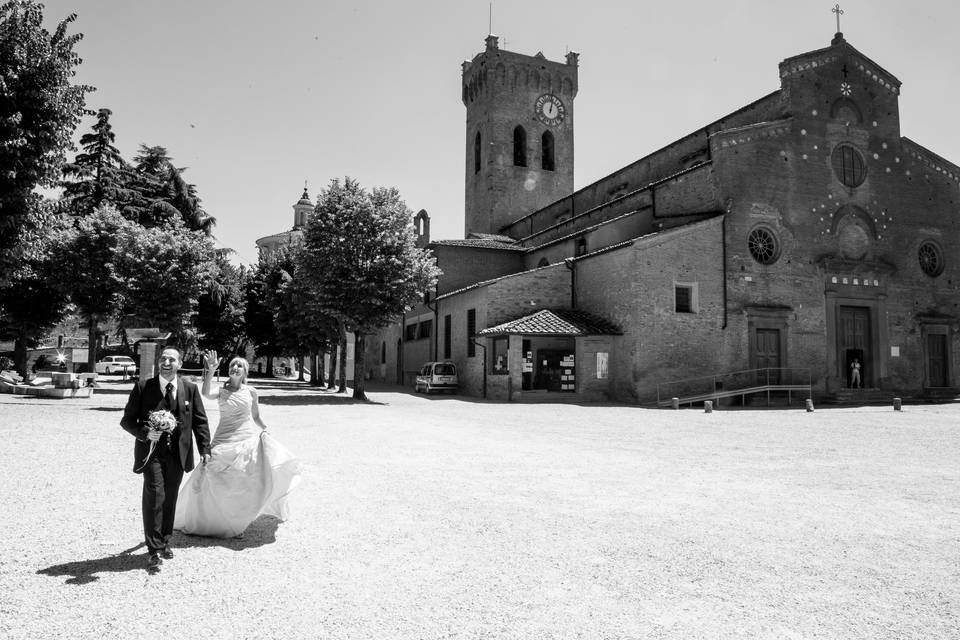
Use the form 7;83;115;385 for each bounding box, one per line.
918;241;944;277
748;227;780;265
831;144;867;187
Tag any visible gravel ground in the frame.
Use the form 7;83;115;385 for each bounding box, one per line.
1;379;958;639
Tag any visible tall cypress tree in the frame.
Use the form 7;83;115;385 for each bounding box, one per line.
60;108;136;216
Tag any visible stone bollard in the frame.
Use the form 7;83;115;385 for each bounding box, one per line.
805;398;815;412
671;397;679;410
893;397;902;411
704;400;713;413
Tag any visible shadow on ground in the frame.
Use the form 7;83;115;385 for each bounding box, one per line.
258;394;384;406
89;387;134;396
37;517;282;584
172;515;281;550
37;543;147;585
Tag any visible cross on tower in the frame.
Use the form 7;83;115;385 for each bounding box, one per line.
832;3;844;33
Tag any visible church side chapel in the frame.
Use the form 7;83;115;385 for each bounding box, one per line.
366;20;959;404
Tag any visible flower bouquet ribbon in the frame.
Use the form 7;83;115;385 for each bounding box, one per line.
134;409;178;472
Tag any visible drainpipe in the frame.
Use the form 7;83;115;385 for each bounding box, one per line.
722;216;728;329
425;292;438;361
564;257;577;309
399;311;405;385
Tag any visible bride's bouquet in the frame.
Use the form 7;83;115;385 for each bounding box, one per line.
135;409;178;472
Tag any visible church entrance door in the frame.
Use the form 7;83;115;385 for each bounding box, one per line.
927;333;948;387
839;306;871;387
754;328;781;384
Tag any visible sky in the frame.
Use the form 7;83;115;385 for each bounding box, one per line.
40;0;960;266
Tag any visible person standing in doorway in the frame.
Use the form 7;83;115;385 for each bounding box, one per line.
850;358;862;389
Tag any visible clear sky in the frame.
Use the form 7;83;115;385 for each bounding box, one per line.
40;0;960;266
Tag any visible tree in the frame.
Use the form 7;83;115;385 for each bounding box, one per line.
130;145;216;234
195;251;248;369
60;108;137;217
0;203;72;376
113;217;214;351
0;0;90;284
243;257;281;376
55;205;129;369
299;177;440;400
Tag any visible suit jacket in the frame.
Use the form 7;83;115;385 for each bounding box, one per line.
121;375;211;474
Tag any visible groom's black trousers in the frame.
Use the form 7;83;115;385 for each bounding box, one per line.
141;441;184;553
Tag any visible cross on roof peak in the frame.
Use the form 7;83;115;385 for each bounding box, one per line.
832;3;844;34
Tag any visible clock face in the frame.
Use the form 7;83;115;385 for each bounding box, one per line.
535;93;566;126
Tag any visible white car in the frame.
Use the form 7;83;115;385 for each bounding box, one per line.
95;355;137;375
414;361;458;394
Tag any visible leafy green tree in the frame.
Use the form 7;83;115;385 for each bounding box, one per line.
113;217;214;351
55;205;129;369
195;251;248;369
0;204;72;376
60;108;137;216
299;177;440;400
0;0;89;284
243;257;281;377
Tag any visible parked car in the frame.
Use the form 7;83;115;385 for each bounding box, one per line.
95;355;137;376
414;361;458;394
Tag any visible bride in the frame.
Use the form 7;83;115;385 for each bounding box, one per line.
175;351;301;538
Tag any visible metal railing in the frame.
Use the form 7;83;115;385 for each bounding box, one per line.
656;367;812;408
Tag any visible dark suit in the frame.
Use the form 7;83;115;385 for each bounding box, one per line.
121;376;210;553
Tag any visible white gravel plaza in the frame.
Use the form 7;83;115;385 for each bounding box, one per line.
1;378;957;639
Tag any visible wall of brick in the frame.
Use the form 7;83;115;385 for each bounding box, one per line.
463;42;577;236
710;41;960;396
432;245;524;296
500;94;784;240
575;217;727;403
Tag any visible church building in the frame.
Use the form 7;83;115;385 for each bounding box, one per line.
366;28;959;404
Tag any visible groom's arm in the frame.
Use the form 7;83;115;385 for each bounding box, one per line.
190;384;211;458
120;381;150;441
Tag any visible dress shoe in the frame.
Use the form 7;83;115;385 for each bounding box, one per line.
147;553;162;574
160;547;174;560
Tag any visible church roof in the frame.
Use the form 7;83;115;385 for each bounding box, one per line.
478;308;622;337
430;238;524;251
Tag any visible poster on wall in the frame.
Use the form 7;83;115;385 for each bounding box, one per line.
596;352;608;379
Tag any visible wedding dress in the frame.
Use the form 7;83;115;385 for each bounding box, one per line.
174;385;301;538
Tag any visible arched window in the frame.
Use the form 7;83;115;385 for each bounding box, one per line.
380;342;386;364
537;257;550;267
513;126;527;167
541;131;555;171
474;131;481;174
831;144;867;188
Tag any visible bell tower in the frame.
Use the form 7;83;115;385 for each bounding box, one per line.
463;35;578;238
293;185;313;229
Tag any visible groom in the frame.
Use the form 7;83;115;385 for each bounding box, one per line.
121;346;210;574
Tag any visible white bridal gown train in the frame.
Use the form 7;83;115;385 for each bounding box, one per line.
175;385;301;538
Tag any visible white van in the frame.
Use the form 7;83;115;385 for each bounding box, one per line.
414;361;458;394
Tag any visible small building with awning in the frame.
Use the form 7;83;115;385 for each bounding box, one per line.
477;308;622;402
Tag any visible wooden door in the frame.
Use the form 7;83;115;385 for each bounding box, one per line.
927;333;948;387
754;329;780;383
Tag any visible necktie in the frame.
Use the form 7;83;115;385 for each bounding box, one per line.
163;382;175;449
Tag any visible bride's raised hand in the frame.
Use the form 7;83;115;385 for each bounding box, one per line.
203;350;219;374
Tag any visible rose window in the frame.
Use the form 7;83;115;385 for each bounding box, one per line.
748;227;780;265
918;241;943;277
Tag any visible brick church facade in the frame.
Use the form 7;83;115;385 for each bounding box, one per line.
365;29;959;404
